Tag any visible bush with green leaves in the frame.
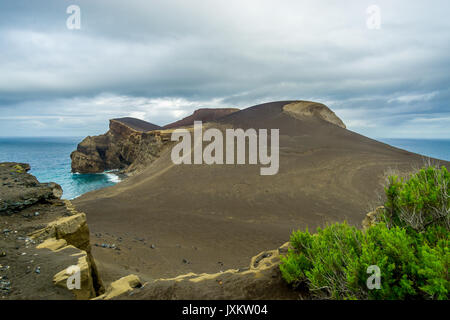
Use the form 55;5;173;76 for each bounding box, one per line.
280;166;449;300
383;165;449;231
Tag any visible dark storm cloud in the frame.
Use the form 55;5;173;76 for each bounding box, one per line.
0;0;449;137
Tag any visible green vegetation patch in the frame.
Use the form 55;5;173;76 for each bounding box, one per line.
280;166;449;300
12;164;25;173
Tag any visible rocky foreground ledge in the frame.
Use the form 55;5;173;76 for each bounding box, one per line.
0;162;306;300
0;161;392;300
0;162;106;299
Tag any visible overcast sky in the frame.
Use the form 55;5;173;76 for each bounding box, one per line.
0;0;449;138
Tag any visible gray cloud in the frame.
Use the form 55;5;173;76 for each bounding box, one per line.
0;0;449;138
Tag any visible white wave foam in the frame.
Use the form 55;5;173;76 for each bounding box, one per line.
106;173;121;183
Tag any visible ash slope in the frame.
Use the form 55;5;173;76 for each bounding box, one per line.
163;108;239;129
112;117;162;132
73;101;448;282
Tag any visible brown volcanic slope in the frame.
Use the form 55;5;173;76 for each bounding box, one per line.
112;117;162;132
74;101;448;284
163;108;239;129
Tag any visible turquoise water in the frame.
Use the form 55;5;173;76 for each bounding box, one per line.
0;137;448;200
0;137;120;200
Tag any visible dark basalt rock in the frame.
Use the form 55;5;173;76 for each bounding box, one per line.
0;162;62;215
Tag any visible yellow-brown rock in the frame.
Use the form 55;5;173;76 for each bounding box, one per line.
30;213;90;251
283;101;346;128
53;251;97;300
31;203;104;299
118;242;301;300
362;206;385;230
93;275;142;300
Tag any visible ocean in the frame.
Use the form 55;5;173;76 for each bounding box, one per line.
0;137;120;200
379;138;450;163
0;137;449;200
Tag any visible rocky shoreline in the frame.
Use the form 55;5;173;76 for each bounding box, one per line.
0;163;63;215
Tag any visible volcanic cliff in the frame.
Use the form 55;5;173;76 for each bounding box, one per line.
71;108;239;174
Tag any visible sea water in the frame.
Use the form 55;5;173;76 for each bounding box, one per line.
0;137;120;200
379;138;450;162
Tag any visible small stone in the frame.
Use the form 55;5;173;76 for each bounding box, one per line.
150;244;155;249
182;258;190;264
34;212;39;216
0;252;6;258
35;267;40;274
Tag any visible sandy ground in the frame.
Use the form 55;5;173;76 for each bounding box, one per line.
0;201;77;299
73;101;449;286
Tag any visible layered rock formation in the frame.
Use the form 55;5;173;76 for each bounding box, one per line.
71;118;169;174
0;163;103;299
282;101;346;129
71;109;240;174
94;274;143;300
30;206;104;299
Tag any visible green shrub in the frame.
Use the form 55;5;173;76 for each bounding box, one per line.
383;166;449;231
280;165;449;300
282;223;363;299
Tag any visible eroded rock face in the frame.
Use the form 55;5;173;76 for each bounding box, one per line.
0;162;63;215
93;274;142;300
31;207;105;299
117;242;302;300
283;101;346;128
30;213;91;251
71;109;241;174
37;238;98;300
71;119;168;174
